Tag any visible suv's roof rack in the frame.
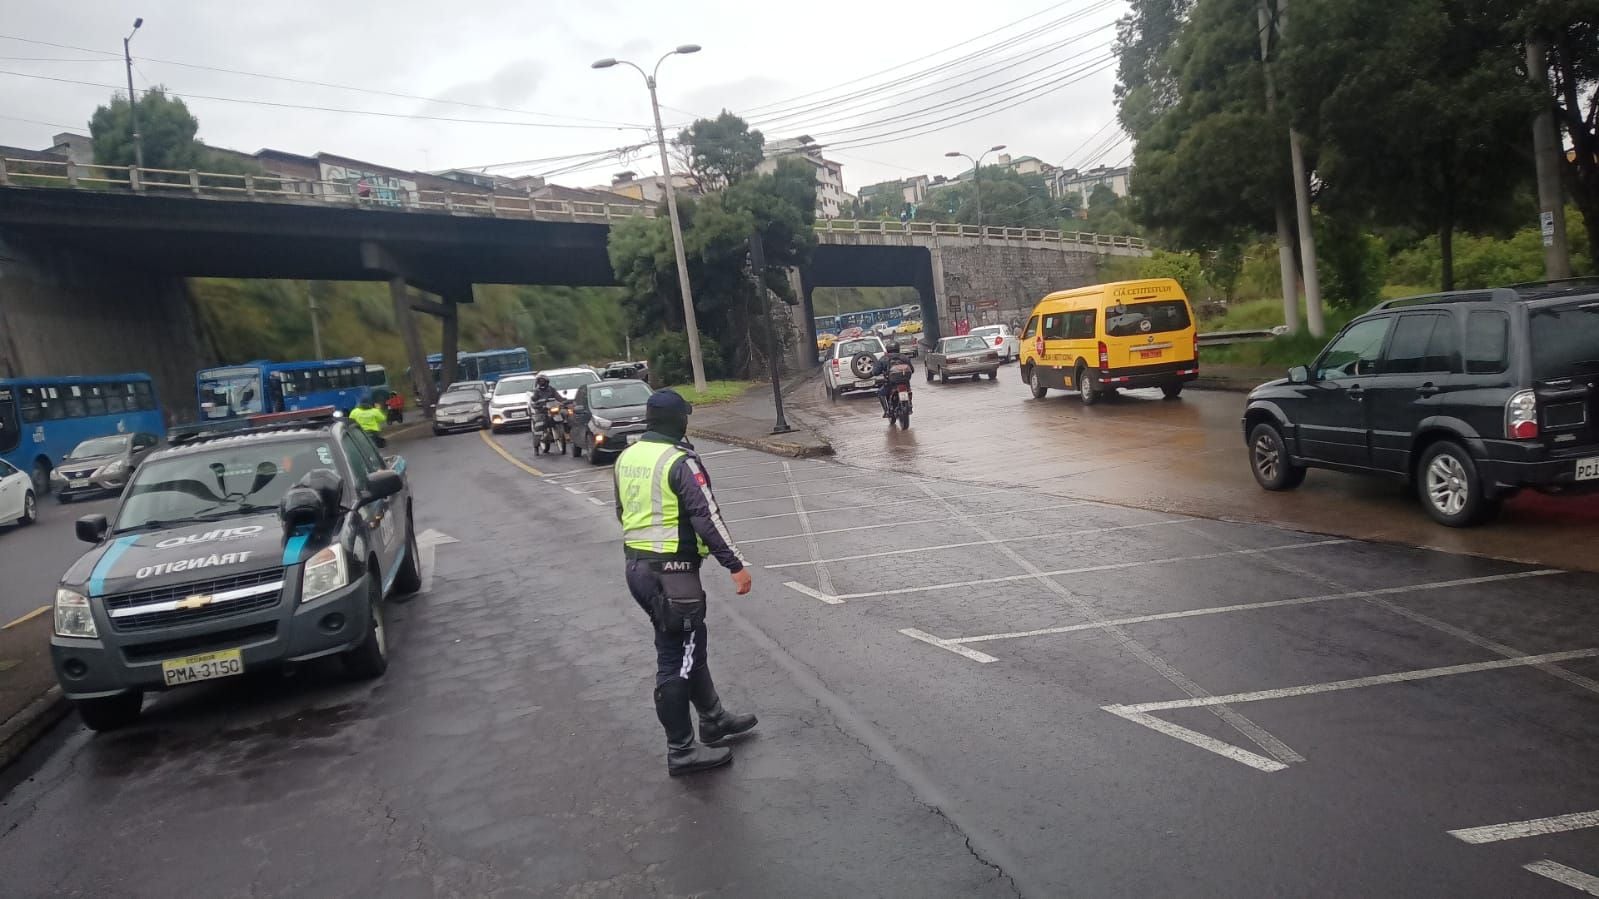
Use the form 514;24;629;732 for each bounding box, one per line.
1371;288;1517;311
168;407;340;445
1507;276;1599;300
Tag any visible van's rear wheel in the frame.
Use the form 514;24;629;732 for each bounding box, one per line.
1027;366;1048;399
1076;364;1100;406
1162;382;1184;400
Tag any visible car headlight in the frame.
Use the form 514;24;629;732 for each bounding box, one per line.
591;414;613;429
301;544;348;602
54;588;97;638
98;459;128;478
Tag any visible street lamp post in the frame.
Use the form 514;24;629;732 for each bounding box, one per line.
593;45;708;393
945;144;1006;232
123;17;145;170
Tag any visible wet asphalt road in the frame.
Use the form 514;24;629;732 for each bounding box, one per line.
2;421;1598;896
0;491;118;625
797;364;1599;572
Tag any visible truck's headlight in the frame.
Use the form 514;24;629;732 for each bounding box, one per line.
54;588;97;638
301;545;348;602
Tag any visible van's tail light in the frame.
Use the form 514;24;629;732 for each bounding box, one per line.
1506;390;1539;440
1097;341;1109;371
1193;332;1200;360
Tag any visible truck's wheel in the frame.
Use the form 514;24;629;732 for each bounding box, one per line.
342;575;389;679
391;518;422;596
76;691;143;732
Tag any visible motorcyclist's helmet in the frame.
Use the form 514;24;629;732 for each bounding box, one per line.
884;340;900;355
535;375;550;388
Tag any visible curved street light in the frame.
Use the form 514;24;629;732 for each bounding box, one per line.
945;143;1007;230
592;46;708;390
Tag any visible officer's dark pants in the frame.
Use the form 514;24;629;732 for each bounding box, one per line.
626;559;709;685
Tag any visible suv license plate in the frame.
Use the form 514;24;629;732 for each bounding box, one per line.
160;648;243;687
1577;456;1599;482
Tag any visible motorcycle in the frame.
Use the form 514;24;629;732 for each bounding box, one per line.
532;400;570;456
882;361;914;430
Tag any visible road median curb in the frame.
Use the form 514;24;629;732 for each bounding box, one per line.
0;685;67;772
689;424;834;458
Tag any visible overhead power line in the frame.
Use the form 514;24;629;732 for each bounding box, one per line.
0;33;648;129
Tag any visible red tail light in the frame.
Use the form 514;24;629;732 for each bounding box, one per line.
1506;390;1538;439
1193;333;1200;360
993;336;1004;347
1098;341;1109;370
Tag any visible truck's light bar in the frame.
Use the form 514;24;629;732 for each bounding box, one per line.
248;406;339;425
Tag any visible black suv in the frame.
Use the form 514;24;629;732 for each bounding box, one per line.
1243;281;1599;526
51;409;420;730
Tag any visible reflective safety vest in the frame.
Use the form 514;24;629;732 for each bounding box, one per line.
350;406;385;433
616;440;707;557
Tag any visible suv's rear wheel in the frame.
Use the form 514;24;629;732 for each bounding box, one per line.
1418;440;1499;527
1249;422;1306;490
77;691;143;731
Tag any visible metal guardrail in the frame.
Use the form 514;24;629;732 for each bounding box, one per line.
0;156;1149;249
1197;328;1278;347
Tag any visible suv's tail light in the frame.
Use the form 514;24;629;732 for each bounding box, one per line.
1098;341;1109;371
1506;389;1539;440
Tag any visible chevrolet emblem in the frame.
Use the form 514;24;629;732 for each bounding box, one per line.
176;594;214;610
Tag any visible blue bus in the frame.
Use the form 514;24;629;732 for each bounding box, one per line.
196;357;371;421
416;347;532;387
0;373;165;491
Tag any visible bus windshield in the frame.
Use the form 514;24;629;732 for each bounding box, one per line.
198;367;264;419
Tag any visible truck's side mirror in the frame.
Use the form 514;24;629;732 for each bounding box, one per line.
1288;365;1310;384
76;514;108;544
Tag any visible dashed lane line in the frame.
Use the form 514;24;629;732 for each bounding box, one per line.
740;502;1090;545
1448;809;1599;844
479;430;544;477
1522;861;1599;895
779;460;837;599
2;605;50;630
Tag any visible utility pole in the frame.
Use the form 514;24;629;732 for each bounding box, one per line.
946;144;1006;234
748;233;794;435
123;18;145;170
593;46;708;392
306;281;324;359
1256;0;1301;332
1274;0;1324;337
1527;34;1573;280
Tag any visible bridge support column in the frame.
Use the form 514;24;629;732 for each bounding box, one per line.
388;277;437;414
439;302;460;390
793;267;819;369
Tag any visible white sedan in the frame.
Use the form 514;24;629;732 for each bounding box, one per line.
969;324;1021;362
0;458;37;527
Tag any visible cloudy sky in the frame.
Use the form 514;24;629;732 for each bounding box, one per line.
0;0;1130;193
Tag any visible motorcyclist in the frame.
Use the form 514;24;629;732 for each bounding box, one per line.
872;340;916;418
530;375;563;430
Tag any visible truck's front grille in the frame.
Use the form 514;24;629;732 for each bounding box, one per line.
122;622;278;663
105;569;285;632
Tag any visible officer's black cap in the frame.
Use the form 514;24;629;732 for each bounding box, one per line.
646;389;693;417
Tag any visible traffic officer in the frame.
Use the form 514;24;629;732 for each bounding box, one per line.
614;389;757;776
350;398;387;445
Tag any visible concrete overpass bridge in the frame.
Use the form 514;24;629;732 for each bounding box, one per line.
0;156;1146;415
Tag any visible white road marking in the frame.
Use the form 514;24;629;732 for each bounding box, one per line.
587;496;606;506
716;471;914;493
941;570;1565;646
699;449;746;457
824;539;1349;601
764;519;1186;568
779;460;837;598
720;477;942;506
910;482;1304;768
1110;649;1599;715
899;628;998;663
1449;809;1599;844
783;581;843;605
563;486;584;495
725;488;1007;523
1102;707;1288;773
1522;861;1599;895
746;503;1089;545
416;528;459;594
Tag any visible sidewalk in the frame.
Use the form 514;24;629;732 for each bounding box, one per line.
690;371;833;457
1192;363;1279;393
0;613;68;771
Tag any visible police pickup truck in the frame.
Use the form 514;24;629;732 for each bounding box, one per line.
51;408;421;731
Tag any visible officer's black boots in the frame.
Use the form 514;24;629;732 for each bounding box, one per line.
655;678;732;776
690;667;758;744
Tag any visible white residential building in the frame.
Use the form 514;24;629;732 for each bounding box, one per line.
757;135;846;220
1051;165;1132;205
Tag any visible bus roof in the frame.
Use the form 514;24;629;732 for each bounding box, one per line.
425;347;528;363
201;357;364;374
0;372;153;386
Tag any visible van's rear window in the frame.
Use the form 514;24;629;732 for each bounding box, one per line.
1530;302;1599;381
1105;301;1192;337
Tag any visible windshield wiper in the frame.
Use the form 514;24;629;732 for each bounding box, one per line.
114;516;206;533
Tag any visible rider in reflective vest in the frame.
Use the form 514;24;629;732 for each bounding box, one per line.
614;389;756;776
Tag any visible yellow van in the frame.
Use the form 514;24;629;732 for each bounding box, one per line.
1017;278;1199;404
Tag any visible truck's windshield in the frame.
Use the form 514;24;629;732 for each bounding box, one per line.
116;439;338;532
1530;302;1599;381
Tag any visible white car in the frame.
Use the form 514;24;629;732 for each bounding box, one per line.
488;374;540;432
823;336;888;401
968;324;1021;362
536;367;603;402
0;458;37;527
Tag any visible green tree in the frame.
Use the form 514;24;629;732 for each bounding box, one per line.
677;111;766;192
1518;1;1599;265
90;88;204;170
1282;0;1534;291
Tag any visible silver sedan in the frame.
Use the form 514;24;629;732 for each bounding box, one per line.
924;335;1002;383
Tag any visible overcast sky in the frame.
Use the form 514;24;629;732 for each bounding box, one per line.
0;0;1130;193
